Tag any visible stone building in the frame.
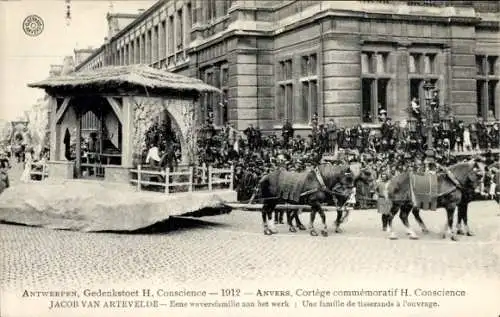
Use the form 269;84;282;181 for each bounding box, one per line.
75;0;500;132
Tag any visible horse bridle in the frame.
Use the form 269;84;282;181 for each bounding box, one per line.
440;162;484;191
313;166;353;198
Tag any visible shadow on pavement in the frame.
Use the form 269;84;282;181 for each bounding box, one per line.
0;205;234;235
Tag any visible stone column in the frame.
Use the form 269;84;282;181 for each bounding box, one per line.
395;43;409;122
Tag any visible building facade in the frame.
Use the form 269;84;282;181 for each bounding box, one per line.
75;0;500;132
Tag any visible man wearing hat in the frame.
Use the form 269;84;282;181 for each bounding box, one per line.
378;106;387;122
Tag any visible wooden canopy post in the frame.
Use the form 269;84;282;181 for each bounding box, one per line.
75;105;82;178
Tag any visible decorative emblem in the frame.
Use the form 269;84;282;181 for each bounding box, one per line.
22;14;44;37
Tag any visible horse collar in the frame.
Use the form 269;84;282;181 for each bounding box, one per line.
313;167;328;191
441;166;463;189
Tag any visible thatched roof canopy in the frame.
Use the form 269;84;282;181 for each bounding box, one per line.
28;64;220;95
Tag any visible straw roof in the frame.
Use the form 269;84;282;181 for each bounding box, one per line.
28;64;220;94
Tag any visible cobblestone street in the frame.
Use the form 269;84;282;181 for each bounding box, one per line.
2;201;499;291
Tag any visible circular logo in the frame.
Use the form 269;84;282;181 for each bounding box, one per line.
22;15;44;37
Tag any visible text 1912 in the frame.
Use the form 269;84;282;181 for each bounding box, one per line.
221;289;241;297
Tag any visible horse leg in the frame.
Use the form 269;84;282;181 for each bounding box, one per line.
287;210;296;233
381;214;390;231
442;206;458;241
309;209;318;236
294;210;306;230
279;210;284;224
400;204;419;240
261;207;271;235
386;206;399;240
457;202;474;236
316;204;328;237
333;208;344;233
412;207;429;234
263;203;277;235
267;207;277;234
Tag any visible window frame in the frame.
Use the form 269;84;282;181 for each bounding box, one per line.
298;53;319;124
276;57;294;122
476;54;499;119
361;49;393;123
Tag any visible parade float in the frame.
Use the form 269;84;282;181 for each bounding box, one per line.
0;65;234;232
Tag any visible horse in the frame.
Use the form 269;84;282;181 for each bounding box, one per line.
253;162;375;236
271;166;378;226
381;160;486;241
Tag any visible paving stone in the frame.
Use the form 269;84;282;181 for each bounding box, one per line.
1;200;499;291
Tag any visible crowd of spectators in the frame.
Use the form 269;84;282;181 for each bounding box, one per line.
195;112;499;204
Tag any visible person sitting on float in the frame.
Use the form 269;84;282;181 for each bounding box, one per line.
145;143;161;167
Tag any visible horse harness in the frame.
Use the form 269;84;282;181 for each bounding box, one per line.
299;166;352;198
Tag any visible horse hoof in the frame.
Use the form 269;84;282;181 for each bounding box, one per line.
298;225;306;231
321;230;328;237
382;227;387;232
264;229;272;235
310;230;318;237
335;228;343;234
389;234;398;240
451;235;459;242
409;235;419;240
457;229;465;235
466;231;475;237
289;227;297;233
422;229;430;235
270;229;278;234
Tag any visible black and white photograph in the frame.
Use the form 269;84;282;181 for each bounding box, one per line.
0;0;499;316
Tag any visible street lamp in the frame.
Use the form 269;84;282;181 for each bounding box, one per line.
423;80;435;150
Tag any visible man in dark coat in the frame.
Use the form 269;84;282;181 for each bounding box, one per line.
244;124;256;150
456;121;465;152
282;120;294;147
326;119;337;153
477;117;488;150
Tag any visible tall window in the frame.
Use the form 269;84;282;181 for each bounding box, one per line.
146;30;152;64
407;51;438;118
220;66;229;125
191;2;197;25
206;0;217;21
152;25;159;63
476;55;498;119
276;59;293;122
140;33;146;63
222;0;229;15
361;51;391;122
186;3;192;38
176;9;183;51
135;38;140;63
123;44;128;64
168;15;174;55
299;53;318;124
200;69;215;123
159;20;166;61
